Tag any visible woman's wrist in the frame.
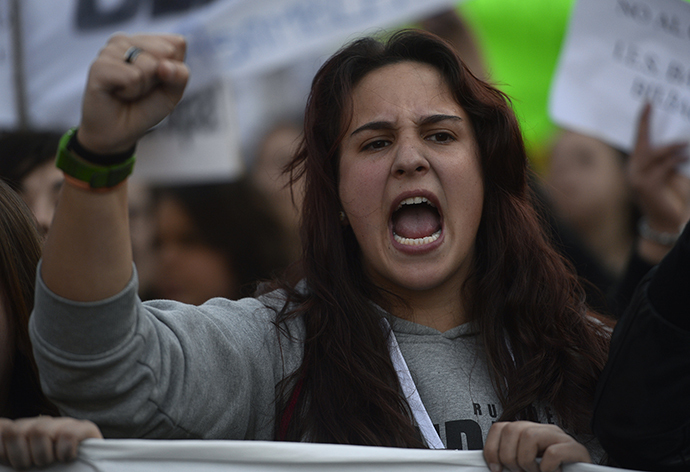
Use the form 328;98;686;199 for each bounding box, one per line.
69;129;136;166
55;128;136;191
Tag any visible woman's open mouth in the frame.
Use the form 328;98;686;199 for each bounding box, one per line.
391;195;443;247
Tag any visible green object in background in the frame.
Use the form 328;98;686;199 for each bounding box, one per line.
457;0;690;173
458;0;575;173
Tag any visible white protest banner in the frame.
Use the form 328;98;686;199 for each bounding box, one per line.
549;0;690;176
0;439;636;472
180;0;458;79
21;0;245;183
15;0;456;183
22;0;458;128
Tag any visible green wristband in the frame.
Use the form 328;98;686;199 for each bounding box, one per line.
55;128;136;189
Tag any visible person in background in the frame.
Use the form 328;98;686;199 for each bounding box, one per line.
128;179;157;300
590;104;689;468
542;130;636;313
0;179;101;469
593;224;690;471
250;119;304;263
546;130;636;281
0;179;58;421
150;178;292;304
622;103;690;286
0;129;159;299
542;104;689;317
420;7;488;80
592;114;690;467
0;130;63;238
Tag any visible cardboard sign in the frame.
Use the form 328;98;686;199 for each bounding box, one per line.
0;439;636;472
550;0;690;175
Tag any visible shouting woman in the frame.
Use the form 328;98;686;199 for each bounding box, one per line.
31;31;612;471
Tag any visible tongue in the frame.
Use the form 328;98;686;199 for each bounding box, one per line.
392;205;440;239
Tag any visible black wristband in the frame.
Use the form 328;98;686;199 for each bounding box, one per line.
68;130;136;166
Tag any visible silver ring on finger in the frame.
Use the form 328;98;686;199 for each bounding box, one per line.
123;46;143;64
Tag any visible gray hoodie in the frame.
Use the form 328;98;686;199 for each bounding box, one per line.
29;263;602;459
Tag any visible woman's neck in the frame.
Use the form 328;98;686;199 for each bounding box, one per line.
388;287;467;333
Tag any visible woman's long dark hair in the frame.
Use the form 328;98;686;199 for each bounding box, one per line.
0;179;59;418
274;30;610;445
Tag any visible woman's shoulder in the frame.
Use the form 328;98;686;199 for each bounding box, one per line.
143;286;298;329
143;287;306;367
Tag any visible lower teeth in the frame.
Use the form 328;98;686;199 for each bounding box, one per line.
393;230;441;246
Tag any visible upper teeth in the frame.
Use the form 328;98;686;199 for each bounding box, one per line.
397;196;435;210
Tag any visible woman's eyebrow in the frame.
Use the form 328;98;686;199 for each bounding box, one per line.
350;121;395;137
349;114;462;137
418;114;463;126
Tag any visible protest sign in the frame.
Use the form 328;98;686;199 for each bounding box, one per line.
0;439;636;472
6;0;456;183
133;78;243;184
550;0;690;176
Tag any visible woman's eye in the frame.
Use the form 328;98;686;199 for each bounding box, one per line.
363;139;390;151
427;132;454;143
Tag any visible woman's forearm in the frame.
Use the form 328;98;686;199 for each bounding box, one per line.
39;33;188;302
41;181;133;301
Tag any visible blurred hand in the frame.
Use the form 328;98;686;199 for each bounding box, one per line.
628;103;690;262
78;33;189;155
483;421;591;472
0;416;102;470
628;103;690;232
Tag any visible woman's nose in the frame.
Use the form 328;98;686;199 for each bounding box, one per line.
391;137;429;178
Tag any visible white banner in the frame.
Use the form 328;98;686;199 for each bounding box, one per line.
0;439;636;472
182;0;459;79
21;0;457;129
10;0;456;183
549;0;690;176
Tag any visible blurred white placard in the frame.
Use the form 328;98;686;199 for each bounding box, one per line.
550;0;690;175
20;0;245;183
134;78;242;184
0;439;635;472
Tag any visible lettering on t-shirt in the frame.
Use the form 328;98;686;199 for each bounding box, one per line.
433;402;500;450
433;403;557;449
